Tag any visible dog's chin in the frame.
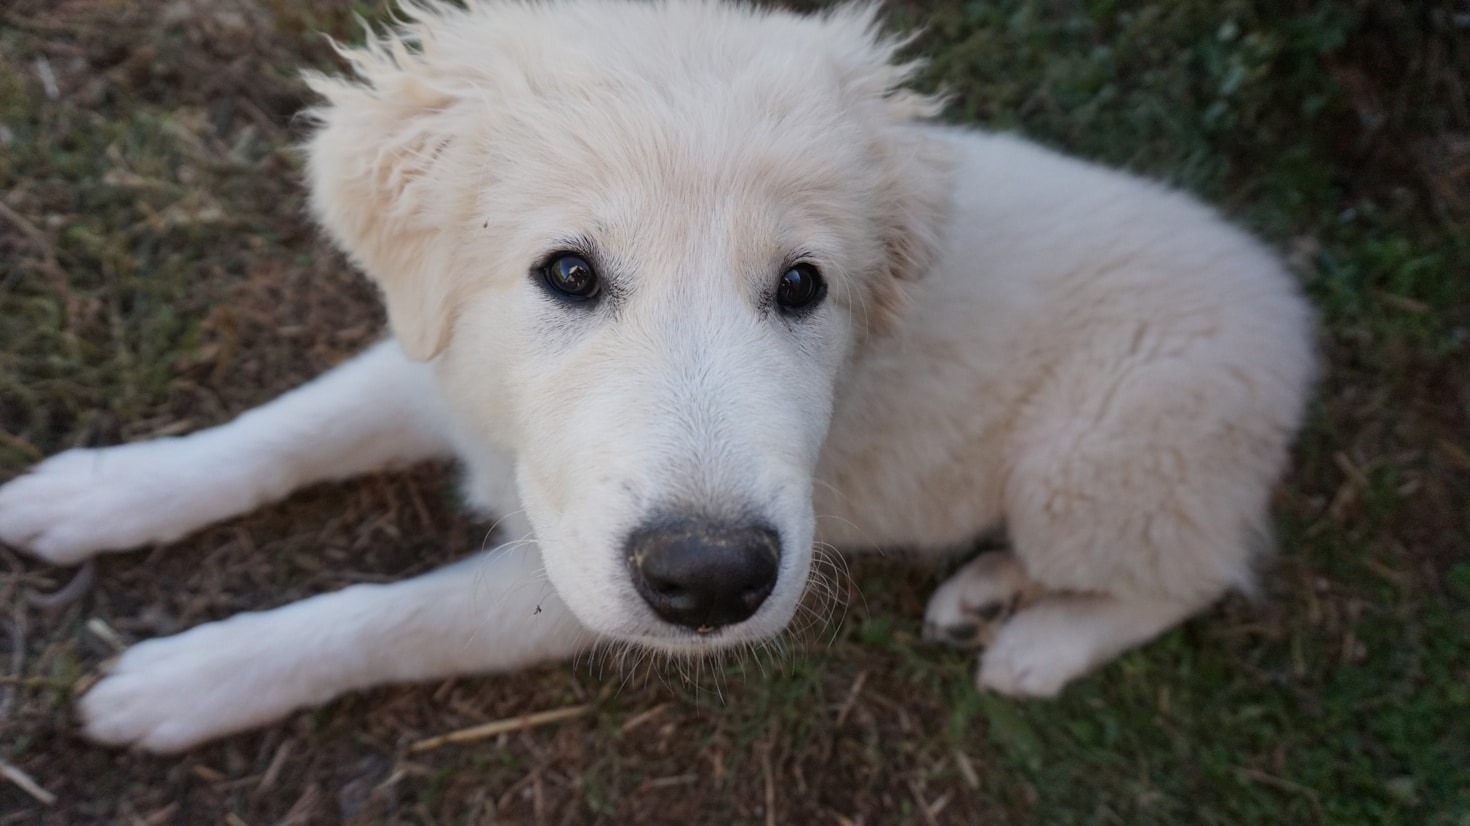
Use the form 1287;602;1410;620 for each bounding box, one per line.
589;596;804;656
615;623;784;657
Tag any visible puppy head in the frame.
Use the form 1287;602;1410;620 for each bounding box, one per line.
305;0;953;650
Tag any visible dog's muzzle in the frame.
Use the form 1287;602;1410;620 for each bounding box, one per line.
624;516;780;632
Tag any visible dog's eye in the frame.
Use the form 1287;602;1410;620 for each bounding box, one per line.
538;253;601;302
775;263;825;313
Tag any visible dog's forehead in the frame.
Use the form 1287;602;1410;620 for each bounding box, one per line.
477;74;883;277
424;2;928;306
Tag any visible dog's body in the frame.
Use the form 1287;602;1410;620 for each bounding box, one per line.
0;0;1314;752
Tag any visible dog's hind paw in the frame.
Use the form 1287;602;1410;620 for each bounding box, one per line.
976;594;1197;698
922;551;1035;649
0;441;251;564
976;603;1099;698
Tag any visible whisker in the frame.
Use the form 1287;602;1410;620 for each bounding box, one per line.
478;507;531;553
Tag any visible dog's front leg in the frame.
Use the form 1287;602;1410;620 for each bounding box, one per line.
0;339;455;564
79;545;589;752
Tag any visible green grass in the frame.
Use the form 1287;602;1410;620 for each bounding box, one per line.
2;0;1467;823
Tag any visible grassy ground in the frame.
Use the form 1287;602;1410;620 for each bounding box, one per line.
1;0;1466;823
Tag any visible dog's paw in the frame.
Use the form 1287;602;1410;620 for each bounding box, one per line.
976;602;1100;698
922;551;1034;649
0;441;248;564
81;612;320;752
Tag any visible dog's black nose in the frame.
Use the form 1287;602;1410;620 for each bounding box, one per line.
625;517;781;631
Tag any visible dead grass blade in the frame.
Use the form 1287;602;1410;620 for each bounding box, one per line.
408;703;591;752
0;756;56;806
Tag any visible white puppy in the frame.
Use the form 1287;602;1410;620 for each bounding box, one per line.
0;0;1314;753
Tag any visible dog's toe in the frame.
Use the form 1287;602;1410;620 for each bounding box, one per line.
923;551;1034;649
923;618;982;647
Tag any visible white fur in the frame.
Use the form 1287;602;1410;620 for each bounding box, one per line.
0;0;1314;752
0;342;453;565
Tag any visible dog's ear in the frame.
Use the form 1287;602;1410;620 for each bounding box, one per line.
858;120;954;333
302;41;477;361
828;3;955;329
873;118;953;285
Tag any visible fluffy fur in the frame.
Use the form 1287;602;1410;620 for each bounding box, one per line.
0;0;1314;752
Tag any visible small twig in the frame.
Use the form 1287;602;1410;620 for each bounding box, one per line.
0;199;52;256
952;748;981;791
618;702;668;734
909;777;945;826
645;773;698;789
0;431;44;462
256;739;293;793
0;676;72;688
0;757;55;806
408;703;591;752
0;617;20;719
1236;766;1324;820
85;618;127;654
0;198;77;328
24;561;95;613
31;56;59;101
0;199;64;275
833;669;867;728
761;738;776;826
1332;451;1370;489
